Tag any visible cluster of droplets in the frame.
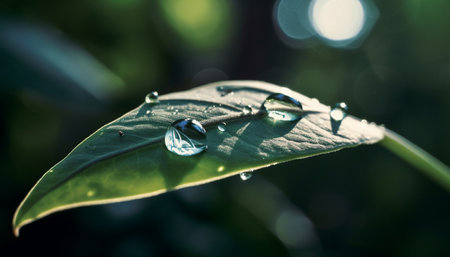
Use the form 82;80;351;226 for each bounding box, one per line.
143;88;352;181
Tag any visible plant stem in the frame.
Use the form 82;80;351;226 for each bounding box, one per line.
380;129;450;192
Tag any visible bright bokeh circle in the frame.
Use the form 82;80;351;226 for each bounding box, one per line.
310;0;365;41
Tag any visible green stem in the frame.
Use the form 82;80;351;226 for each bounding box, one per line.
380;129;450;192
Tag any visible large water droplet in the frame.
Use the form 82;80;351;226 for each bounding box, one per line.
329;102;348;122
165;119;207;156
240;171;253;181
262;93;303;121
242;105;252;115
217;122;226;132
145;91;159;104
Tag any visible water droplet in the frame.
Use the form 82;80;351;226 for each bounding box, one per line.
361;119;368;127
172;109;179;115
240;171;253;181
262;93;303;121
118;131;124;137
165;119;207;156
217;86;234;96
242;105;252;115
329;102;348;122
146;110;151;115
217;122;226;132
145;91;159;104
217;165;225;172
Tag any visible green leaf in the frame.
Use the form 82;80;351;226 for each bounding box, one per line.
13;80;385;235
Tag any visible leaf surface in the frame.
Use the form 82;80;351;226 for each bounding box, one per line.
13;81;384;235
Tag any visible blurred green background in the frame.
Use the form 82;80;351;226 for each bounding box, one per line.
1;0;449;256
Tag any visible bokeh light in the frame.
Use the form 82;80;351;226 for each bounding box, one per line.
310;0;365;41
274;0;314;43
158;0;231;51
274;0;378;48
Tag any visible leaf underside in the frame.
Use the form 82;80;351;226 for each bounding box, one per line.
13;80;385;235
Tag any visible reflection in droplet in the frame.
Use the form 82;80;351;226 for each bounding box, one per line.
263;93;303;121
242;105;252;115
145;91;159;104
165;119;207;156
329;102;348;122
240;171;253;181
146;110;151;115
217;165;225;172
217;122;226;132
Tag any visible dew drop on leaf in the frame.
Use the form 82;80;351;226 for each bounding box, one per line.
242;105;252;115
217;86;233;96
217;122;226;132
145;91;159;104
262;93;303;121
240;171;253;181
361;119;368;127
165;119;207;156
329;102;348;122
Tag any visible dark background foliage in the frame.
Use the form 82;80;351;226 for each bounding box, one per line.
1;0;449;256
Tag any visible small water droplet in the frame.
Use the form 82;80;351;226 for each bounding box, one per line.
172;109;179;115
168;106;174;111
262;93;303;121
361;119;368;127
118;131;124;137
330;102;348;122
240;171;253;181
99;131;104;136
165;119;207;156
217;122;226;132
217;165;225;172
146;110;151;115
217;86;234;96
145;91;159;104
242;105;252;115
